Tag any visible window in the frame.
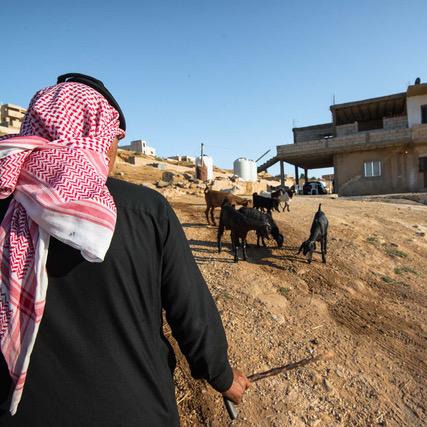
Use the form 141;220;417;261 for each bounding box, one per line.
421;105;427;124
364;160;381;177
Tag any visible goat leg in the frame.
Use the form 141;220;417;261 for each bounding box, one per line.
262;236;267;247
324;232;328;255
217;223;224;253
205;206;210;225
321;236;327;264
231;233;239;262
234;245;239;262
210;207;216;226
242;239;248;261
217;236;222;253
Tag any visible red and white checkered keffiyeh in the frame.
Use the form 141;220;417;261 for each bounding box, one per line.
0;82;125;415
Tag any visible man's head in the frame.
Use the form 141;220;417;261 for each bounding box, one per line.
57;73;126;132
21;79;125;176
56;74;127;175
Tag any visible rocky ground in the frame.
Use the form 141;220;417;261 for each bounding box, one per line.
114;153;427;427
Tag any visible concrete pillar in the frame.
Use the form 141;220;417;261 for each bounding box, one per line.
295;165;299;185
304;168;308;183
280;160;285;188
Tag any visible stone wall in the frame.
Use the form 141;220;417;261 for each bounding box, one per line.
383;116;407;130
336;122;358;137
126;156;145;166
293;123;334;143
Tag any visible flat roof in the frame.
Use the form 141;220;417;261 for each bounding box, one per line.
407;82;427;97
330;92;406;125
330;92;406;111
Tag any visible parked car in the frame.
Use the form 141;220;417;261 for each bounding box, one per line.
302;181;328;195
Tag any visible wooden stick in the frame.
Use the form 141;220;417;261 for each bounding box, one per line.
223;351;335;421
248;351;334;382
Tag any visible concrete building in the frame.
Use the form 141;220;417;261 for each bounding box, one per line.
0;103;26;136
167;155;195;164
258;79;427;196
121;139;156;157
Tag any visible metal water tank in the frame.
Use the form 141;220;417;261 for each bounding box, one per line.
233;158;257;182
195;155;214;181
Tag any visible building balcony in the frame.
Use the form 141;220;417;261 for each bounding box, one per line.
279;125;427;155
277;124;427;169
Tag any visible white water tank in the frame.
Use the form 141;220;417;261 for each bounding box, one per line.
233;158;257;182
195;155;214;180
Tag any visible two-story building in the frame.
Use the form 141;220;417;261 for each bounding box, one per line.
0;103;26;136
121;139;156;157
258;79;427;196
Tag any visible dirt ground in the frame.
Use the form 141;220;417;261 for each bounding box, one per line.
114;158;427;427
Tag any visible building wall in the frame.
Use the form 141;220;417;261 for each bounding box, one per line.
168;155;195;163
143;146;156;156
417;144;427;190
336;122;358;137
130;140;144;152
127;140;156;156
293;123;334;143
407;94;427;127
334;145;426;196
0;125;18;136
0;103;26;136
383;115;407;130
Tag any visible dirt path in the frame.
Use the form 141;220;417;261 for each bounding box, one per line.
167;194;426;427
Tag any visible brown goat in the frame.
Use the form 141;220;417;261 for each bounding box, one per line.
204;188;249;225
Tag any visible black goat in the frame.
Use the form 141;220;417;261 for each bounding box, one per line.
297;204;329;264
238;207;284;248
252;193;280;214
218;201;271;262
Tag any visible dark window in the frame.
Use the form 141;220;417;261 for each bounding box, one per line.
421;105;427;124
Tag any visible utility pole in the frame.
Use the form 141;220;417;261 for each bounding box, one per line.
200;142;204;166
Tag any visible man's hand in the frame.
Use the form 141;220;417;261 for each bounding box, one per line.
222;368;251;404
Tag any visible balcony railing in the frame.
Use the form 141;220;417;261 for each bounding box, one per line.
277;125;427;156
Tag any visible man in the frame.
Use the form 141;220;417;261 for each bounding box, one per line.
0;75;249;426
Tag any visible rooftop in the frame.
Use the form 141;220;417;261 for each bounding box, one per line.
330;92;406;126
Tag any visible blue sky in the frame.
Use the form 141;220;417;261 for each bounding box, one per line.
1;0;426;177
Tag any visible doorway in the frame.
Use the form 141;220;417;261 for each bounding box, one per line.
420;156;427;188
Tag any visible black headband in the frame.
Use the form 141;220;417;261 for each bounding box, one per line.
57;73;126;131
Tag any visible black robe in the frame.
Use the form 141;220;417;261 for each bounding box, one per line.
0;178;232;426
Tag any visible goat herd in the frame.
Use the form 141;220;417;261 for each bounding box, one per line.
204;187;329;264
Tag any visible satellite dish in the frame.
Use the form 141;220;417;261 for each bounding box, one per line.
415;77;421;84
